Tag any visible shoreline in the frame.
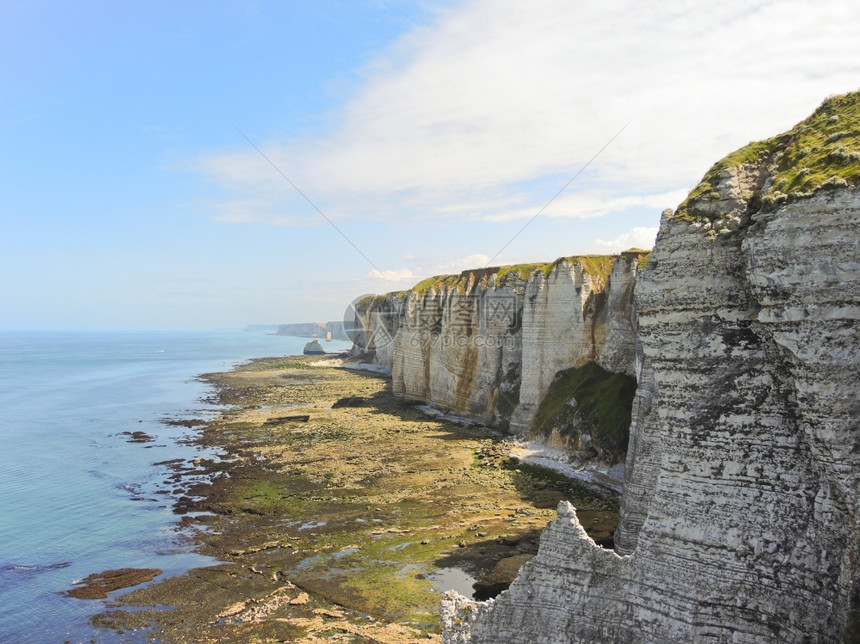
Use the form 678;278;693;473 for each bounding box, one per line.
96;354;619;642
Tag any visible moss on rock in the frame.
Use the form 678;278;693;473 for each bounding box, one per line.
531;362;637;464
676;90;860;222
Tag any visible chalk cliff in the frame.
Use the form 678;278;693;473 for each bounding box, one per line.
350;252;646;464
442;91;860;642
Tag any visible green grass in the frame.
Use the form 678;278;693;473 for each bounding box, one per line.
531;362;637;463
237;479;295;515
495;262;555;283
619;248;652;270
408;254;630;296
676;90;860;222
243;358;318;371
389;250;654;299
411;273;473;294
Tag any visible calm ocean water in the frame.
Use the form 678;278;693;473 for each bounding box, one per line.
0;330;353;643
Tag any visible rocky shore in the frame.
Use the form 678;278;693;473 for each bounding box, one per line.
92;354;618;642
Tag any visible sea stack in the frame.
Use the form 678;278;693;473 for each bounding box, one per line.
302;340;326;355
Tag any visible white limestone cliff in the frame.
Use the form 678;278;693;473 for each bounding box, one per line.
350;253;644;452
508;256;639;434
441;91;860;643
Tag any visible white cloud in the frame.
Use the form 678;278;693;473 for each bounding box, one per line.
443;253;491;272
593;227;660;254
480;189;690;223
194;0;860;237
209;197;304;226
367;253;490;285
369;267;415;282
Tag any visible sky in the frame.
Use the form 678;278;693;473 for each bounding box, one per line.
1;0;858;330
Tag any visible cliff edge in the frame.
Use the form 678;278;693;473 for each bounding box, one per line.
442;91;860;642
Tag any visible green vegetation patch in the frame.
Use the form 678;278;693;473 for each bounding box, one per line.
531;362;637;463
411;272;473;295
676;90;860;222
494;262;555;283
409;255;621;296
242;357;322;371
341;564;436;618
620;248;652;270
259;360;315;370
579;255;616;283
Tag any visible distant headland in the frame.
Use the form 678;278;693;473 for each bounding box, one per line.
246;322;350;341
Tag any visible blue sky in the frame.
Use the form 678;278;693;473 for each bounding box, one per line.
2;0;858;330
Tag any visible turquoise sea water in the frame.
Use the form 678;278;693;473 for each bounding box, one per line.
0;330;353;643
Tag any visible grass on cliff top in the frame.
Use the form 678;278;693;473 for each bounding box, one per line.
676;89;860;221
621;247;652;270
356;291;409;309
531;362;637;463
409;253;645;295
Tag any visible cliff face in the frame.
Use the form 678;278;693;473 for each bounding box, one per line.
508;255;639;434
442;92;860;642
351;253;645;462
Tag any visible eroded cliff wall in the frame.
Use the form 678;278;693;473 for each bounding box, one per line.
350;253;645;459
442;91;860;643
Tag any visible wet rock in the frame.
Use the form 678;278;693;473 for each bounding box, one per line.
122;431;154;443
263;414;310;425
64;568;162;599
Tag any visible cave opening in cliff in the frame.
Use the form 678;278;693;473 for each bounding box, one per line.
531;362;637;466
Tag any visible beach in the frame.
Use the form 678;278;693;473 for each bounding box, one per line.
97;354;619;642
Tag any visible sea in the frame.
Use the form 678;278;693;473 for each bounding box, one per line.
0;330;353;644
